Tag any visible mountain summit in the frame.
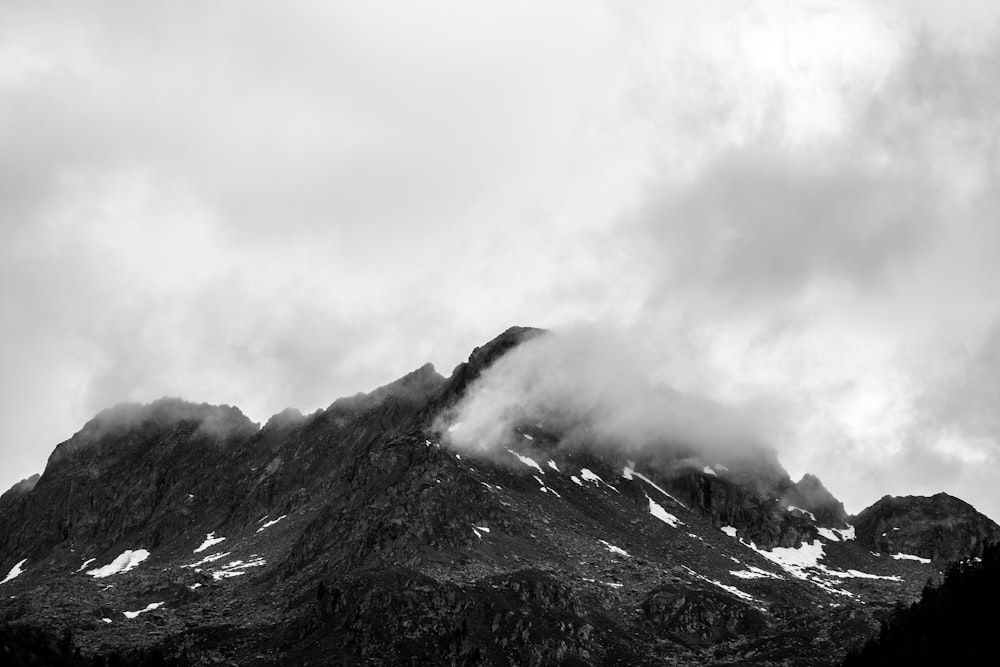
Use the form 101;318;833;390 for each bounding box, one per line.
1;328;996;666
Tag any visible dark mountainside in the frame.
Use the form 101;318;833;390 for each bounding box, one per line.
1;326;997;666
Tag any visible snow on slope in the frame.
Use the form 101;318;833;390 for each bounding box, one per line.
787;505;816;521
747;540;901;597
817;526;856;542
256;515;286;533
598;540;631;557
1;559;26;585
123;602;164;619
194;532;226;553
87;550;150;578
212;556;266;580
682;565;760;606
579;468;620;493
892;553;931;564
506;449;544;474
648;496;682;527
632;471;686;507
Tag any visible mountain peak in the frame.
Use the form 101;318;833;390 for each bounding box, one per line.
46;398;259;469
854;492;1000;562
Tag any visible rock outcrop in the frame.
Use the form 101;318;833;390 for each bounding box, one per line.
853;493;1000;563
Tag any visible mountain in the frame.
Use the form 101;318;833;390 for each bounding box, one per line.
1;327;997;666
852;493;1000;564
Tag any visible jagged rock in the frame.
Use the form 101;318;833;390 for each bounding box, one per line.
785;474;849;527
853;493;1000;563
642;581;768;647
0;326;989;666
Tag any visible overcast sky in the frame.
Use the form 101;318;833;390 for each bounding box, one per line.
3;0;1000;518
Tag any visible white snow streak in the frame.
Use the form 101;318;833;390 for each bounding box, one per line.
598;540;630;557
729;566;783;580
787;505;816;521
183;551;232;569
632;471;686;507
681;565;760;605
579;469;620;493
123;602;163;619
194;532;226;553
256;514;286;533
648;496;682;527
507;449;544;474
212;556;266;580
1;559;26;585
891;553;931;564
75;558;96;573
87;550;150;578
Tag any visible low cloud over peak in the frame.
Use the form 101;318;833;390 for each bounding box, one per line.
438;328;764;464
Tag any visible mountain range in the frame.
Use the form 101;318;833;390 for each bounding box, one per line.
1;326;997;665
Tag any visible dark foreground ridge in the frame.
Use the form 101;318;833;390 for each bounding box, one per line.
842;541;1000;666
1;327;997;666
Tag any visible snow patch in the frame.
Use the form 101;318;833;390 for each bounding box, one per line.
523;433;534;441
632;471;685;507
729;566;784;580
648;496;682;527
87;550;150;578
787;505;816;521
183;551;232;569
447;422;464;433
817;527;840;541
256;514;286;533
749;540;901;596
579;469;620;493
212;556;266;580
547;460;559;472
532;475;562;497
702;466;717;477
75;558;96;573
194;532;226;553
123;602;164;619
598;540;630;557
570;476;583;486
1;559;26;585
681;566;760;606
507;449;544;474
891;553;931;564
721;526;738;537
836;525;856;540
101;618;113;624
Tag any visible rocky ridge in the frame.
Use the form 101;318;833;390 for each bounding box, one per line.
0;326;997;666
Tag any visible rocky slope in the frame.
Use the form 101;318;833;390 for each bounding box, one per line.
852;493;1000;564
0;327;997;666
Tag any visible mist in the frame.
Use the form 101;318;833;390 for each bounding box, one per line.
438;328;762;462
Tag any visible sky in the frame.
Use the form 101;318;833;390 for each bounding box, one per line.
2;0;1000;518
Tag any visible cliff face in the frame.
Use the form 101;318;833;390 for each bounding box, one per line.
853;493;1000;563
0;327;997;666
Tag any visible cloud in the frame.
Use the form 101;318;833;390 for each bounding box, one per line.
617;23;1000;517
439;327;762;463
3;0;1000;523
